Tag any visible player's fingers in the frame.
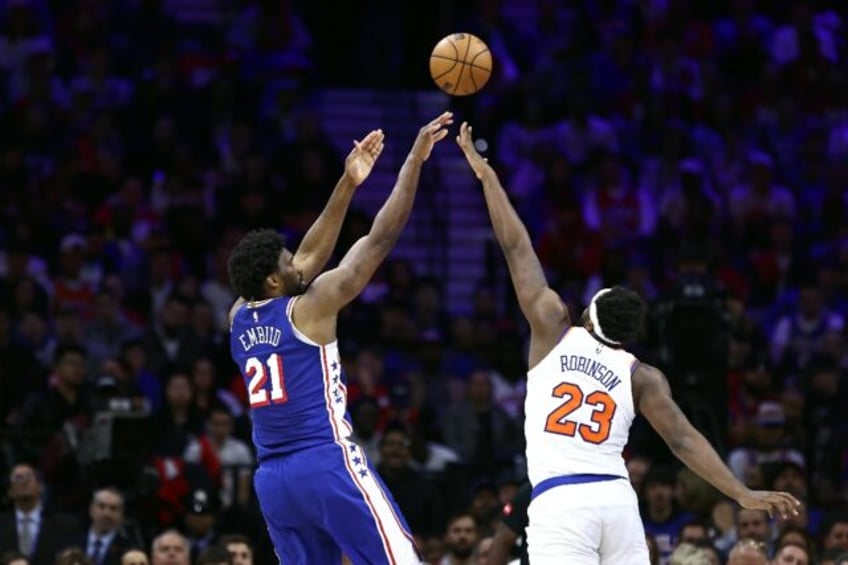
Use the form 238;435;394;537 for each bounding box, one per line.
771;495;793;518
434;111;453;124
361;131;378;150
782;493;801;514
353;140;364;153
373;142;384;159
432;129;449;142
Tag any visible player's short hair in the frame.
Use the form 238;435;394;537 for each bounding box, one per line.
227;229;287;301
593;286;646;344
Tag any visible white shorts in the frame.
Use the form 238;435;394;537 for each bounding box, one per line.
526;477;650;565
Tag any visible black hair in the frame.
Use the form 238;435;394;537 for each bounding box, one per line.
218;534;253;551
822;512;848;540
594;286;646;344
53;342;87;365
227;229;287;300
677;520;709;539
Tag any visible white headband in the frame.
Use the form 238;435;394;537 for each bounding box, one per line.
589;288;621;345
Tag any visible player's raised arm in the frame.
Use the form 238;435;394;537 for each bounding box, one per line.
294;112;453;329
633;363;802;518
292;129;385;286
456;122;568;338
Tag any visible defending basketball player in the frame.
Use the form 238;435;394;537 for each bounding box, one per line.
226;112;453;565
456;122;800;565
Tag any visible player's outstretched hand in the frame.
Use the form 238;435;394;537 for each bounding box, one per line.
345;129;385;186
738;490;802;519
411;112;453;162
456;122;493;180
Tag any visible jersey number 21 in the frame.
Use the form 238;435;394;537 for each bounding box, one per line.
245;353;288;408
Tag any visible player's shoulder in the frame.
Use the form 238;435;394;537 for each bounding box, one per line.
630;362;670;405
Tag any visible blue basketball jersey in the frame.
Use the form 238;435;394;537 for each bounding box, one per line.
229;296;353;461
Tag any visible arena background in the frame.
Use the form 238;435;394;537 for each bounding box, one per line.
0;0;846;564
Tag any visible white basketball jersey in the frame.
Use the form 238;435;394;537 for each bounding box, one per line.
525;327;638;486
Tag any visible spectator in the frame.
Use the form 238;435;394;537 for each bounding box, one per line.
0;552;29;565
771;542;810;565
678;522;710;546
218;535;252;565
151;371;202;457
183;408;254;510
441;370;521;480
727;539;768;565
375;424;445;537
55;548;93;565
71;487;132;565
726;401;805;486
348;396;383;465
440;513;479;565
770;283;844;372
149;530;189;565
14;343;93;458
668;543;711;565
141;294;210;379
181;489;219;562
640;467;693;563
734;508;772;549
118;550;148;565
822;515;848;553
0;464;81;563
195;545;231;565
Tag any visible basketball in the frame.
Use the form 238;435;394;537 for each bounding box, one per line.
429;33;492;96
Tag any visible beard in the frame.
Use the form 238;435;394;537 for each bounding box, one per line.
451;545;474;559
286;270;307;296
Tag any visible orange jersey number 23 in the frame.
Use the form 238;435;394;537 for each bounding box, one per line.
543;382;617;444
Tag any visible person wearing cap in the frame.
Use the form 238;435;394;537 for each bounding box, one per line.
726;401;805;486
181;488;220;562
456;126;801;565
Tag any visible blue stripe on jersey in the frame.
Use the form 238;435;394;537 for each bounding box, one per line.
229;296;352;461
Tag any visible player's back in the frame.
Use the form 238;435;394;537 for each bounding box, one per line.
229;296;351;461
524;326;637;486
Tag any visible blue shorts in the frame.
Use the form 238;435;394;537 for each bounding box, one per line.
254;440;421;564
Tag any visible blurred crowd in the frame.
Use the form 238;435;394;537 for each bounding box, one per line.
0;0;847;564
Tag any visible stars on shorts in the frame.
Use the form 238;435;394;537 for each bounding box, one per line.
349;444;369;478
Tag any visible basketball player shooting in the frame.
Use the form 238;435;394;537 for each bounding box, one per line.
456;122;800;565
226;112;453;565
